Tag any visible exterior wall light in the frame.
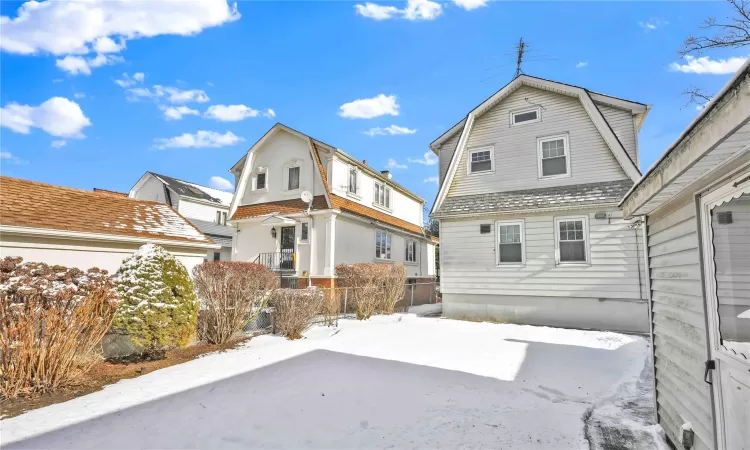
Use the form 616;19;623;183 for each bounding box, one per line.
271;227;277;239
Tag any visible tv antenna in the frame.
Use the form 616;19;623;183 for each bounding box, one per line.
481;38;556;83
514;37;526;79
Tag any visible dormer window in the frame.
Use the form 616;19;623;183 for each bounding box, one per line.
374;181;391;209
288;166;300;190
511;107;541;126
256;171;267;190
216;211;227;225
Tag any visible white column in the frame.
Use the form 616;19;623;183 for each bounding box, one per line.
323;213;337;277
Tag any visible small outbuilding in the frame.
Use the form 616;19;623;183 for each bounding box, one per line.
620;62;750;450
0;176;219;274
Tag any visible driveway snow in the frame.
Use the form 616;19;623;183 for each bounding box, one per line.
2;314;665;449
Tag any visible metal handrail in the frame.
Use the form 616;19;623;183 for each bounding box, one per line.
255;250;295;271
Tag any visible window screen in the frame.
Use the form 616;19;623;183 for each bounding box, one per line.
559;219;586;262
470;150;492;173
288;166;300;190
541;138;567;177
513;110;538;124
497;224;522;263
256;172;266;189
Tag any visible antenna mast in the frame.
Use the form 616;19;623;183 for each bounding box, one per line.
514;37;526;79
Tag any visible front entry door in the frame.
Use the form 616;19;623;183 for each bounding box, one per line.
701;170;750;450
280;226;295;270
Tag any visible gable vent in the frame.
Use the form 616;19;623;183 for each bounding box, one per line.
717;211;733;225
480;224;491;234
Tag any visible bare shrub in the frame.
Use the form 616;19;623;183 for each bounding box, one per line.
377;265;407;314
0;257;119;399
269;288;323;339
336;263;407;319
319;288;341;326
193;261;278;344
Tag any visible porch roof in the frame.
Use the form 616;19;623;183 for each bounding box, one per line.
621;62;750;218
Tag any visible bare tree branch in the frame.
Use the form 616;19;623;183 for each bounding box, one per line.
680;0;750;56
683;86;713;109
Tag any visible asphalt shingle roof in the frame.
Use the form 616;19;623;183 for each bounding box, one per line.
150;172;232;206
436;179;634;217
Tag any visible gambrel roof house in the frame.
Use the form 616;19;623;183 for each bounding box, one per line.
129;172;235;262
0;176;218;274
431;75;651;332
228;123;437;289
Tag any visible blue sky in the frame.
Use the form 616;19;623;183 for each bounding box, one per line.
0;0;744;216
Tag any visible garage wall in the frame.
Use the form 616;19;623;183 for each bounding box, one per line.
0;233;209;276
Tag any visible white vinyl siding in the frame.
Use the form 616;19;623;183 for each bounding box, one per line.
648;201;714;450
440;209;646;299
447;85;630;196
178;199;229;223
597;103;638;167
438;129;462;186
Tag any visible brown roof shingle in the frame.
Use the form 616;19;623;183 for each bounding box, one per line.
1;176;214;245
232;196;329;220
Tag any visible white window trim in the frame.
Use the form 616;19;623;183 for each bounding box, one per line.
253;168;269;192
283;159;302;192
537;134;572;180
299;222;309;244
495;219;525;267
372;181;392;211
375;230;393;261
346;166;361;199
554;215;590;266
405;239;418;264
467;146;495;175
510;107;541;127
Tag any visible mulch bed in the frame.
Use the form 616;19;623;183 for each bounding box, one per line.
1;338;248;419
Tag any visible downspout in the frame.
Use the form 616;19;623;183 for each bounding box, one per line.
639;214;658;424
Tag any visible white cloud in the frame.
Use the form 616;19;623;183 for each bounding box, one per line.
638;17;668;31
0;0;240;55
355;3;400;20
209;176;234;191
160;105;200;120
355;0;441;21
153;130;243;149
50;140;67;148
364;124;417;136
73;92;86;99
126;85;210;103
204;104;275;121
56;53;123;75
114;72;145;88
339;94;399;119
669;55;748;75
453;0;488;10
409;151;438;166
386;158;408;169
423;176;438;184
1;97;91;138
0;151;27;164
576;61;588;69
93;36;126;54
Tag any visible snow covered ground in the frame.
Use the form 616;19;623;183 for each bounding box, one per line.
2;313;667;449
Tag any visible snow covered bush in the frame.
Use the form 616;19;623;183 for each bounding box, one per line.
113;244;199;352
0;257;119;399
335;263;407;319
193;261;278;344
269;288;323;340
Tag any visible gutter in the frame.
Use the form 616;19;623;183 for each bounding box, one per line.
0;225;221;250
431;201;623;220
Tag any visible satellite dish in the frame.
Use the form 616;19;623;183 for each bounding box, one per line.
300;190;313;204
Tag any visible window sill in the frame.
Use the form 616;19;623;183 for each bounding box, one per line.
373;259;394;263
252;187;269;193
405;261;418;266
511;119;541;127
372;203;393;213
468;169;495;177
539;173;571;180
346;191;362;200
496;263;525;268
299;240;310;245
555;262;590;267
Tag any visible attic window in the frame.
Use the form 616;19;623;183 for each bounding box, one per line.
256;172;266;190
511;107;541;126
717;211;733;224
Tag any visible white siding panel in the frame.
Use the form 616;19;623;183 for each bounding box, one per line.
648;201;714;450
447;86;630;197
438;131;462;185
440;209;645;300
179;199;227;223
598;104;638;166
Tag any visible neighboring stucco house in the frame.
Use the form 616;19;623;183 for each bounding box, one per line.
228;123;437;287
621;62;749;450
430;75;651;332
0;176;218;274
130;172;234;262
